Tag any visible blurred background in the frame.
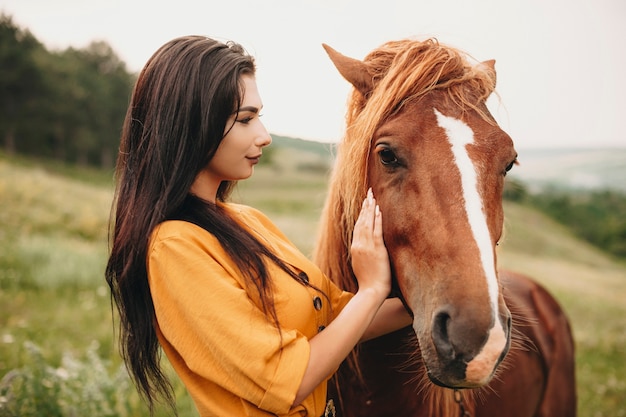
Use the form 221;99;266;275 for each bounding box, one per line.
0;1;624;416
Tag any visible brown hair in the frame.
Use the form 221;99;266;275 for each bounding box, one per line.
105;35;307;414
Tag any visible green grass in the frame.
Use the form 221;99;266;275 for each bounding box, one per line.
1;149;625;416
498;203;626;416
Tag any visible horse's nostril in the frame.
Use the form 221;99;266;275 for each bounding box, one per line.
432;310;454;359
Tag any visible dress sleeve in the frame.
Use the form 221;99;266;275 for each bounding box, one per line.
237;204;354;318
147;224;310;415
326;277;354;321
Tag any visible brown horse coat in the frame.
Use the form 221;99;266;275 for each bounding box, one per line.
315;38;577;417
328;271;576;417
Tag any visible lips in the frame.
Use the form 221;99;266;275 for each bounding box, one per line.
247;154;262;164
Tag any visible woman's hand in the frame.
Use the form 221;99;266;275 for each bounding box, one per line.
293;188;397;407
350;188;391;298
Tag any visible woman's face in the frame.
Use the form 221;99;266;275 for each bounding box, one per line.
191;74;272;201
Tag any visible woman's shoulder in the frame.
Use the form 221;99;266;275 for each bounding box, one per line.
224;203;293;245
152;219;205;237
149;220;217;250
223;202;277;228
224;202;266;218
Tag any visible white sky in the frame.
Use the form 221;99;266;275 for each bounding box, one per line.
2;0;625;149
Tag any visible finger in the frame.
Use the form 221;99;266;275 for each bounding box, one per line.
366;189;380;230
373;204;383;239
357;190;370;218
354;189;378;242
361;194;376;231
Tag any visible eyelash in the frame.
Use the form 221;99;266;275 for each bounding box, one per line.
236;114;263;125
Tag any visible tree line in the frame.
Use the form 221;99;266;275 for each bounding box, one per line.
0;13;135;168
505;179;626;260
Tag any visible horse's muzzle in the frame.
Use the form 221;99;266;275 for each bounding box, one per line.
426;307;511;388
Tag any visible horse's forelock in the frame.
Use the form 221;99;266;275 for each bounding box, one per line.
360;38;497;127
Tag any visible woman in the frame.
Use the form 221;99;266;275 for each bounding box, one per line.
105;35;412;417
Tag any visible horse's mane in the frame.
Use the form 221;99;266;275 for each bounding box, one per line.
313;38;497;291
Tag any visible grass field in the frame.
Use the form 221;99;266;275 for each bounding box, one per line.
0;148;624;416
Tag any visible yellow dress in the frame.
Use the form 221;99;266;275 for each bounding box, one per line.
147;203;352;416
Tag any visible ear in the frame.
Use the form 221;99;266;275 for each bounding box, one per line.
478;59;497;87
322;43;373;97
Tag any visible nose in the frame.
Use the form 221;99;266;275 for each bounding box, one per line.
432;310;455;360
431;305;510;386
256;120;272;147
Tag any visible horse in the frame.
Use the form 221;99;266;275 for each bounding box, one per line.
313;38;576;417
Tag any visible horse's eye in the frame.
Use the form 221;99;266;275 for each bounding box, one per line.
379;148;399;166
504;158;518;175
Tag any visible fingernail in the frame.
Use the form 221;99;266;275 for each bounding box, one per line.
367;187;373;203
375;205;380;216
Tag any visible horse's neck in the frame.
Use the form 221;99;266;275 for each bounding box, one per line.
429;389;476;417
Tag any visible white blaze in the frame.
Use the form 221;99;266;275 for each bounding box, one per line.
434;109;499;316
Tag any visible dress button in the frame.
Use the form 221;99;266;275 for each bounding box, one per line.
298;271;309;284
318;325;326;333
313;296;323;310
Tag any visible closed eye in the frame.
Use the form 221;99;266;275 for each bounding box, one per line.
235;105;262;124
236;116;254;124
236;113;263;125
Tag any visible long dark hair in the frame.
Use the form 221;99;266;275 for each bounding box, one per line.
105;35;306;414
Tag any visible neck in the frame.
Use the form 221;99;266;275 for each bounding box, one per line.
190;172;219;203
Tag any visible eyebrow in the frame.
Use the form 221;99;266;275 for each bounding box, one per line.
236;106;261;114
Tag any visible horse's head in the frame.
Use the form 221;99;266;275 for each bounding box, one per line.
318;39;517;388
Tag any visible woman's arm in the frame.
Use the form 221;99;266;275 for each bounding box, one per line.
293;287;387;405
361;297;413;342
293;189;393;406
293;298;412;406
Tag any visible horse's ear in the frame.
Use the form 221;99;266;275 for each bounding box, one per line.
322;43;373;96
478;59;497;87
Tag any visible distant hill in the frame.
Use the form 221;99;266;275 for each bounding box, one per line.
271;135;626;193
270;134;336;158
510;147;626;192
